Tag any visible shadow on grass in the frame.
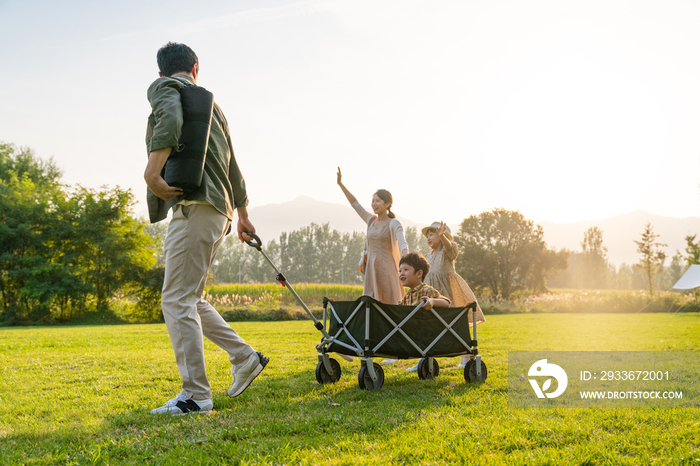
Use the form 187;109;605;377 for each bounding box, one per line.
0;365;481;463
115;363;487;444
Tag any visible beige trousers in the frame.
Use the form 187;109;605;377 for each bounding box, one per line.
161;203;254;399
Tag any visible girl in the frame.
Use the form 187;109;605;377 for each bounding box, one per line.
422;221;485;369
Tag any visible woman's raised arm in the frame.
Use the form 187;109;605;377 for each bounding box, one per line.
337;167;357;205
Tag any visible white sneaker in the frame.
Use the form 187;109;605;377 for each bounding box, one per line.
406;364;419;373
457;361;467;369
228;351;269;397
160;392;187;407
381;358;398;365
150;396;213;415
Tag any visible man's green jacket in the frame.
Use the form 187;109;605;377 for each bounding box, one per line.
145;74;248;224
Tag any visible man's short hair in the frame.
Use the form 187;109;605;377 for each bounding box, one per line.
157;42;198;77
400;252;430;282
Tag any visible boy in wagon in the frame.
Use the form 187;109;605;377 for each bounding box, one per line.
352;252;451;365
398;252;452;372
398;252;451;310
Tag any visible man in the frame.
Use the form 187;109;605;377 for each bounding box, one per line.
144;42;268;415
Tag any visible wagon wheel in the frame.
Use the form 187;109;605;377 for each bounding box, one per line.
464;359;488;383
358;362;384;390
315;358;341;384
417;358;440;380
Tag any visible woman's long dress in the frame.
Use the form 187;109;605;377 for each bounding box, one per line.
364;220;404;303
425;242;485;326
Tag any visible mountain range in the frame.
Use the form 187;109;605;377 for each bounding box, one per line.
539;211;700;266
247;196;700;267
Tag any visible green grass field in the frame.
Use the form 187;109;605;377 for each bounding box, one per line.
1;314;699;465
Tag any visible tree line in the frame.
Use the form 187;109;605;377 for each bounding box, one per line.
208;223;430;285
205;208;696;301
0;143;162;324
548;224;698;297
2;141;696;324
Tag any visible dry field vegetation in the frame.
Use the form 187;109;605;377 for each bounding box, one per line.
201;284;700;321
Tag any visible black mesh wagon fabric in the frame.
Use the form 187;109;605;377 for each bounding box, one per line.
326;296;476;359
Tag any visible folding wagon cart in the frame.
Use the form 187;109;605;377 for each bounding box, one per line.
245;233;487;390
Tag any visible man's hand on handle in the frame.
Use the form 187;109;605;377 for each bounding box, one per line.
237;207;256;242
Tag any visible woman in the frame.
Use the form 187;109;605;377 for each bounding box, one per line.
337;168;409;305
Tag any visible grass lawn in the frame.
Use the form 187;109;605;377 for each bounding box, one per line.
1;313;699;465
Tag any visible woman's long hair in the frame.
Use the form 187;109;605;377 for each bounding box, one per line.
374;189;395;219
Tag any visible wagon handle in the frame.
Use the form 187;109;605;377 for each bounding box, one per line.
241;231;330;338
244;232;262;250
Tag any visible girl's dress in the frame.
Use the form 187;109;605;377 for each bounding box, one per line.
352;201;407;304
425;242;485;326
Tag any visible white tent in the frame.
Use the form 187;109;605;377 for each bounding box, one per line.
672;264;700;290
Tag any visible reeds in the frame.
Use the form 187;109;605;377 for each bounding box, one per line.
204;284;700;316
205;283;364;308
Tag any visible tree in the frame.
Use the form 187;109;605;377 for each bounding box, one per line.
144;221;168;266
547;248;580;289
0;144;64;322
684;234;700;266
404;226;430;255
581;226;609;289
210;223;367;285
528;247;569;294
130;264;165;322
634;222;667;297
454;208;564;299
211;237;248;283
65;187;157;313
278;223;363;284
0;142;61;186
340;231;365;285
665;252;685;290
0;142;161;324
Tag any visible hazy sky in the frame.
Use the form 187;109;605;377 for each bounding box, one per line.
2;0;699;226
